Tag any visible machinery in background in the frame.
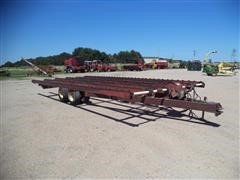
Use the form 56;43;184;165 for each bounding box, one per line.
203;62;237;76
64;57;86;73
122;60;145;71
64;58;117;73
144;60;168;69
23;59;56;77
202;50;237;76
187;61;202;71
92;60;117;72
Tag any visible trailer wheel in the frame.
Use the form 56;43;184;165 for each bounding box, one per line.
68;91;82;105
58;88;69;102
83;96;91;104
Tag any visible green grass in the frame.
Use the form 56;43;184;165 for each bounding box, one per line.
0;66;64;80
0;67;34;80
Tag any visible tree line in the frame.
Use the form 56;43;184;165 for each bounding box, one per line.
1;47;144;67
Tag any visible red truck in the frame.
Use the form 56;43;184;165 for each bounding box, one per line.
64;57;86;73
64;58;117;73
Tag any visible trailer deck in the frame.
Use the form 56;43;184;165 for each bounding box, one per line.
32;76;223;119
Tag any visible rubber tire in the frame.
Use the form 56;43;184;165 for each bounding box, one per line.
58;88;69;102
68;91;82;105
83;96;91;104
69;68;75;73
66;67;74;73
178;90;186;100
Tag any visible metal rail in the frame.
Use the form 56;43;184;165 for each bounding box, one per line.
32;76;223;118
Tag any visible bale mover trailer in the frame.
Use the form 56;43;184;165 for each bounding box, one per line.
32;76;223;120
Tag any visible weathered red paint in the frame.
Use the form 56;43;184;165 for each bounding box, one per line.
32;76;222;116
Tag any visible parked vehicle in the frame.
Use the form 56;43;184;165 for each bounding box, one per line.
104;64;117;71
203;62;236;76
187;61;202;71
144;60;168;69
64;57;86;73
155;60;168;69
64;58;117;73
123;61;145;71
90;60;117;72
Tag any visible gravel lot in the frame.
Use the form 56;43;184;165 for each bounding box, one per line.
0;69;239;179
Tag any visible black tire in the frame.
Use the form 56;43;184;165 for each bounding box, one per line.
67;91;82;105
83;96;91;104
66;67;74;73
80;69;86;73
69;68;75;73
58;88;69;102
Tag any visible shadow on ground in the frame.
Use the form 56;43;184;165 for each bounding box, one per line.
38;92;220;128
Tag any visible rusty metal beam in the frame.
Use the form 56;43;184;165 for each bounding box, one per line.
32;79;131;99
143;97;222;115
83;76;205;88
50;78;176;94
32;76;222;117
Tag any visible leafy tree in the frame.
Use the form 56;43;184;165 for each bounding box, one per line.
114;50;143;64
72;47;110;63
1;48;144;67
0;61;14;67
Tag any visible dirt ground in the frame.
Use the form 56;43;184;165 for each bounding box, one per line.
0;69;239;179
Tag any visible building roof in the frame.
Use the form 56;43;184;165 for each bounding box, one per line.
143;57;159;59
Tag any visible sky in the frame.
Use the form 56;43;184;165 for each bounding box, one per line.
0;0;239;64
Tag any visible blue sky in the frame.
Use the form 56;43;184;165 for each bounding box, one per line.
0;0;239;64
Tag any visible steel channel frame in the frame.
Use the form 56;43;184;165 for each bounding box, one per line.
40;77;192;98
63;76;202;87
38;79;145;93
53;76;202;92
32;80;131;99
129;96;222;115
51;78;177;95
32;76;222;115
83;76;205;88
52;78;156;91
143;97;222;114
55;77;204;99
34;78;166;99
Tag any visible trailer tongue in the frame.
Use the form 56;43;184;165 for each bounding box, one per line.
32;76;223;119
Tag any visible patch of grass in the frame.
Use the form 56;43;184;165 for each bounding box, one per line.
0;67;37;80
0;66;65;80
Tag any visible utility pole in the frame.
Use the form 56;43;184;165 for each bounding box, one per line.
204;50;218;63
193;50;196;60
231;49;236;62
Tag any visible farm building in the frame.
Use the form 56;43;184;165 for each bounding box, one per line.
143;57;159;63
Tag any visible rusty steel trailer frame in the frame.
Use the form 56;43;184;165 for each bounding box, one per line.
32;76;223;119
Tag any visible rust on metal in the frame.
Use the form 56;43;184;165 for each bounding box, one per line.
32;76;223;118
